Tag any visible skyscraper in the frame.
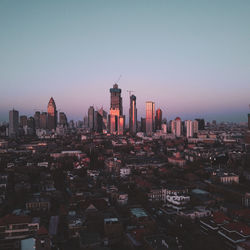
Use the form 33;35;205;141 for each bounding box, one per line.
171;117;182;137
155;108;162;131
59;112;68;127
98;107;108;131
47;97;57;130
129;95;137;135
27;117;35;135
34;111;40;129
185;120;193;138
109;84;125;135
20;115;28;127
88;106;95;131
195;118;205;130
146;101;155;136
193;120;199;135
9;109;19;137
40;112;48;129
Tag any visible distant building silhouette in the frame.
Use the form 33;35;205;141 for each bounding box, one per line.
155;108;162;131
47;97;57;130
88;106;95;131
195;118;205;130
9;109;19;137
34;111;40;129
129;95;137;135
20;115;28;128
40;112;48;129
141;118;146;133
59;112;68;127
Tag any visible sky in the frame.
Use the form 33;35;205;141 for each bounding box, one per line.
0;0;250;123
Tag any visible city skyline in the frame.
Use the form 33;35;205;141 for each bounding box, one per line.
1;0;250;123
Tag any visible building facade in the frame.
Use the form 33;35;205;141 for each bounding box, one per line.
155;108;162;131
129;95;137;135
9;109;19;137
47;97;57;130
146;101;155;136
109;84;125;135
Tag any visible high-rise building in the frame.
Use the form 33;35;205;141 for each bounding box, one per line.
34;111;40;129
47;97;57;130
185;120;193;138
59;112;68;127
129;95;137;135
98;107;108;130
109;84;125;135
83;116;88;128
27;117;35;135
171;117;182;137
94;111;103;133
40;112;48;129
20;115;28;127
141;118;146;133
110;84;123;114
9;109;19;137
195;118;205;130
193;120;199;135
155;108;162;131
146;101;155;136
88;106;95;131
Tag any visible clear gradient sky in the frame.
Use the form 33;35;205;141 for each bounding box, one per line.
0;0;250;123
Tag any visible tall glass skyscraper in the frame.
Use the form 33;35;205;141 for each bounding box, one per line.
146;101;155;136
129;95;137;135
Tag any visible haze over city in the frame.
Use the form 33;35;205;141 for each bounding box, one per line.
1;0;250;122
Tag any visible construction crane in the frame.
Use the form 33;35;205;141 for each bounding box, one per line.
114;75;122;85
127;90;135;96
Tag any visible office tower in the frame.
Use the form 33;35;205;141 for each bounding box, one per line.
59;112;68;127
94;111;103;133
20;115;28;127
185;120;193;138
98;107;108;130
129;95;137;135
47;97;57;130
193;120;199;135
34;111;40;129
146;101;155;136
83;116;88;128
155;108;162;130
88;106;95;131
109;84;125;135
171;117;182;137
195;118;205;130
40;112;48;129
9;109;19;137
141;118;146;133
27;117;35;134
175;117;182;137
